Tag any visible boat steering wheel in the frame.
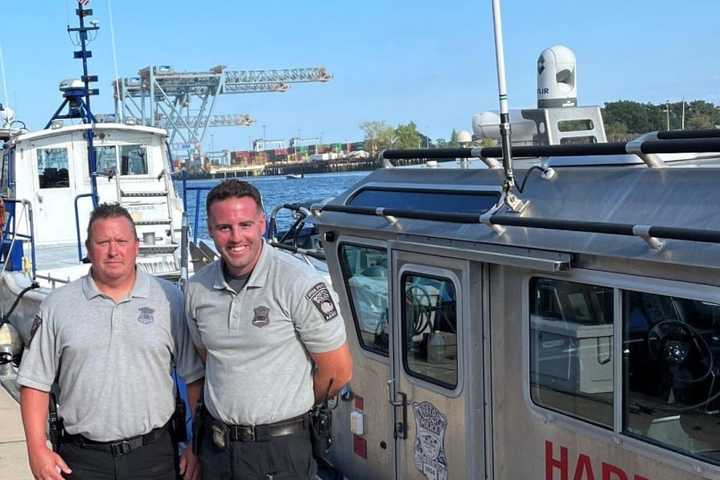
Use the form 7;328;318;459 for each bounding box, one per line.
406;284;433;335
646;319;714;385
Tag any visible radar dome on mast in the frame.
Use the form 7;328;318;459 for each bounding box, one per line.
537;45;577;108
456;130;472;144
471;44;606;146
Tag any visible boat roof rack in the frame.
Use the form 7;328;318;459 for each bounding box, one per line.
379;129;720;169
656;129;720;140
314;203;720;251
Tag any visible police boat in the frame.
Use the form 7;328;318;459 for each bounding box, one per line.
304;3;720;480
0;4;186;370
312;131;720;479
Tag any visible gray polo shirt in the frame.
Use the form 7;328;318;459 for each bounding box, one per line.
186;242;346;426
18;272;204;442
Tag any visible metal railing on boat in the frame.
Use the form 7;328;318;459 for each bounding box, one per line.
0;198;37;279
73;193;94;262
380;131;720;169
314;203;720;250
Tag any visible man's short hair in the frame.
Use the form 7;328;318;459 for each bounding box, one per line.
206;179;263;214
86;203;137;243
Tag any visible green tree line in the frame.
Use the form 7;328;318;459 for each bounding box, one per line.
603;100;720;141
359;121;467;155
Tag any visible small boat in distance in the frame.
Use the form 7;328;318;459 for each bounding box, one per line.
286;173;304;179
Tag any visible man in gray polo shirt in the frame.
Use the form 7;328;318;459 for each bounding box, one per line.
186;179;352;479
18;204;204;480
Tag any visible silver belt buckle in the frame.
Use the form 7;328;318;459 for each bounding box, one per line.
240;426;256;442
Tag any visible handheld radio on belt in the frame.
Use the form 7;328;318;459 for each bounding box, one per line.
191;396;206;455
171;363;188;443
48;392;64;451
310;380;334;460
172;380;188;443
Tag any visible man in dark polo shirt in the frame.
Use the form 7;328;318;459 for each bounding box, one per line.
18;204;204;480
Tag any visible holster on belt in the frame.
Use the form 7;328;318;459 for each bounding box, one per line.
191;403;206;455
48;392;64;451
310;401;333;460
171;392;188;443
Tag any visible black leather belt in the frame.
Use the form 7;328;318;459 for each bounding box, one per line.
63;422;169;456
209;412;309;442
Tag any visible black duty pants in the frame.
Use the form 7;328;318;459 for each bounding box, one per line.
58;428;177;480
198;424;317;479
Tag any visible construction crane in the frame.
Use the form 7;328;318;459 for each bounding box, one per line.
113;64;332;152
155;112;254;130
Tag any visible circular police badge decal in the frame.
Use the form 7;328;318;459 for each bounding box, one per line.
137;307;155;325
413;401;448;480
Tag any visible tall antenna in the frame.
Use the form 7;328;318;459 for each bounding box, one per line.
0;44;9;108
47;1;101;207
106;0;123;122
490;0;525;212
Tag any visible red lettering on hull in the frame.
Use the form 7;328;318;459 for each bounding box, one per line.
544;440;650;480
602;463;627;480
545;440;568;480
573;454;595;480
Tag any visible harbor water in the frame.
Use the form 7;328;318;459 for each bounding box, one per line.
178;170;370;241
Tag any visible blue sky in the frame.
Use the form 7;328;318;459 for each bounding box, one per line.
1;0;718;150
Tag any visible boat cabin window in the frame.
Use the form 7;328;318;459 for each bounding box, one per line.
529;277;720;465
558;119;594;132
560;136;597;145
96;146;118;176
402;273;458;389
623;291;720;464
37;148;70;189
95;145;148;176
339;244;389;356
530;278;614;428
348;187;499;216
120;145;147;175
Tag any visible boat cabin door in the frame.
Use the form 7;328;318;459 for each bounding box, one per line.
389;246;487;480
32;141;77;244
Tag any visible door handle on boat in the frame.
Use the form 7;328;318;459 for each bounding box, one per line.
386;378;408;439
386;378;406;407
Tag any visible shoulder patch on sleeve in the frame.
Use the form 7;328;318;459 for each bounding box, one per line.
29;314;42;345
305;282;338;322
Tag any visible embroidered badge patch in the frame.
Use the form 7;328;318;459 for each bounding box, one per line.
305;283;338;322
137;307;155;325
29;314;42;345
252;306;270;328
